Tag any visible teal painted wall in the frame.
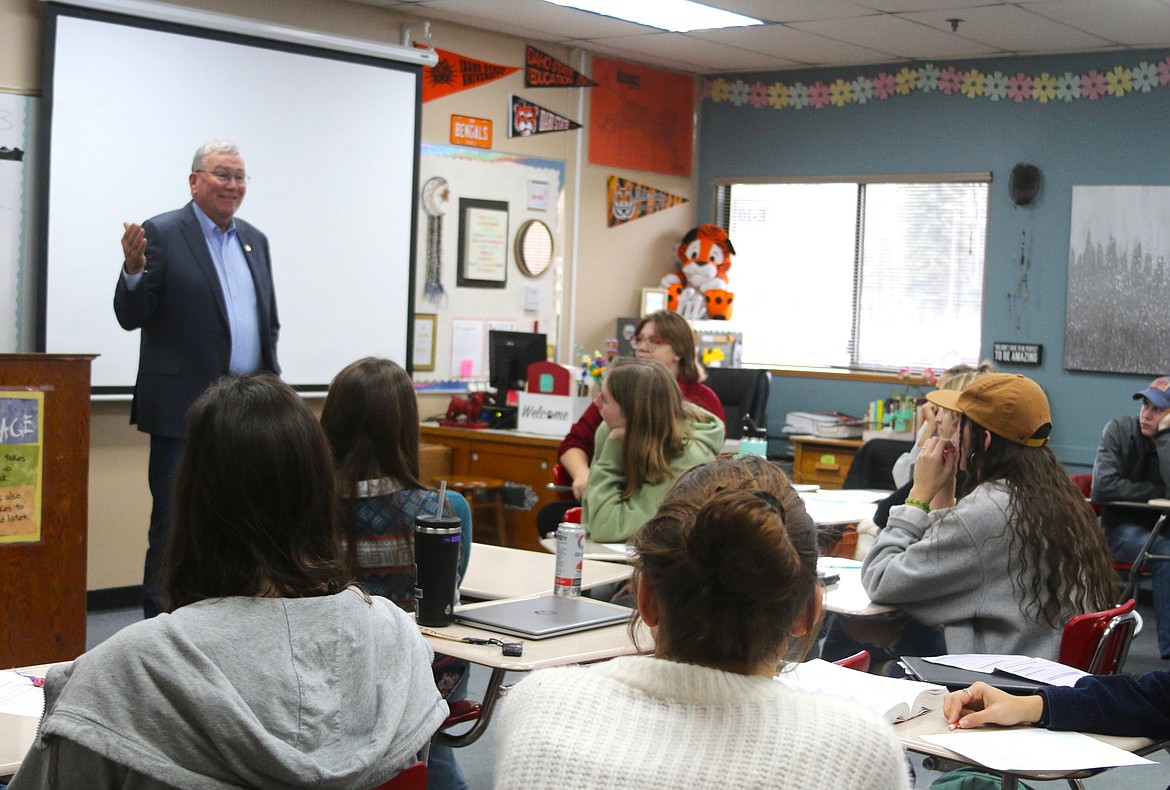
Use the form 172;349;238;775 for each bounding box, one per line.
698;51;1170;472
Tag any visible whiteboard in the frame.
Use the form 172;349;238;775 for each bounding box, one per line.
40;9;420;391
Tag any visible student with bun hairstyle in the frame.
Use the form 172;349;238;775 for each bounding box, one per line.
863;374;1116;658
496;458;908;790
582;357;724;543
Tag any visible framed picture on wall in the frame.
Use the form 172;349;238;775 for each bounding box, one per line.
457;198;509;288
641;287;667;316
413;313;437;371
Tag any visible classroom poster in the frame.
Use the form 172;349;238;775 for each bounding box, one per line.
0;391;44;543
589;56;695;176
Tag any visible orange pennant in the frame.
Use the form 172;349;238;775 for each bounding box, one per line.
422;47;519;103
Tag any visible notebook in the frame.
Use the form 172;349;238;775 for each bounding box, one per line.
900;656;1047;693
455;594;632;640
777;658;946;723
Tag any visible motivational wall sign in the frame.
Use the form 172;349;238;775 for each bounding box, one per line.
0;391;44;543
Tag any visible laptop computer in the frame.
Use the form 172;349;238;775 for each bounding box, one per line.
455;594;632;640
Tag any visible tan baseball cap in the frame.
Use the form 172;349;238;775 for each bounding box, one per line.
926;373;1051;447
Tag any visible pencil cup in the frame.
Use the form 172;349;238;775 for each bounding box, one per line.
415;513;462;626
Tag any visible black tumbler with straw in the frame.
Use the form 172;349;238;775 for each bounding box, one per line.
415;480;462;626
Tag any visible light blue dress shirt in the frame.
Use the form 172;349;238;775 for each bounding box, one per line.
123;204;262;375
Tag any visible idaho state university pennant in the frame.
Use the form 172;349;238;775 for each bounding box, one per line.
422;47;518;103
509;95;581;137
525;46;597;88
607;176;688;227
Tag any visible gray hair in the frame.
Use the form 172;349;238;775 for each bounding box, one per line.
191;140;240;172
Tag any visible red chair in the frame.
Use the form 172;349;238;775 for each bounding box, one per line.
1069;473;1101;516
369;762;427;790
1058;598;1138;674
548;463;575;500
832;649;871;673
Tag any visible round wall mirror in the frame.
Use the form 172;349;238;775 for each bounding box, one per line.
515;219;554;277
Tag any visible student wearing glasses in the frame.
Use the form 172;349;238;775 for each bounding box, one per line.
536;310;724;536
115;140;280;620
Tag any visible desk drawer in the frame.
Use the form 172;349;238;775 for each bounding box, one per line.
794;446;855;489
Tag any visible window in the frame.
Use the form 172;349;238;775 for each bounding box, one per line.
718;177;988;370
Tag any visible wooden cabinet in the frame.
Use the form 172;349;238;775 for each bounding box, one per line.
790;435;863;489
420;425;560;553
0;354;95;666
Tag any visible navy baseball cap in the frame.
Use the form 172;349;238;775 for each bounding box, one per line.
1133;377;1170;409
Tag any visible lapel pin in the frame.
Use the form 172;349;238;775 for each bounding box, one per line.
244;244;252;253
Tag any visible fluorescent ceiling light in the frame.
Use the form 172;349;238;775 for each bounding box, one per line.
542;0;762;32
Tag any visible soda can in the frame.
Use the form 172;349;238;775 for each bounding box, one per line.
553;521;585;598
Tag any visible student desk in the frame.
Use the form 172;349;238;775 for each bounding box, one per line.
420;424;561;553
1;663;54;779
461;543;632;600
421;597;648;748
819;557;897;617
790;435;864;488
894;708;1168;790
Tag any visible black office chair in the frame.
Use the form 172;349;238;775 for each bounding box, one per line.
703;368;770;440
840;438;914;490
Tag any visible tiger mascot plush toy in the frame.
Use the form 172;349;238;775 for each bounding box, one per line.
659;224;735;320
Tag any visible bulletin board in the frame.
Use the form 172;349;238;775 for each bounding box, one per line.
416;143;565;381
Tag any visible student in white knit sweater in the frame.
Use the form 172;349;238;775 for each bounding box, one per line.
495;456;909;790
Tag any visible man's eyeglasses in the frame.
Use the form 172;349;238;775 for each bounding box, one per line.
633;334;669;346
196;169;250;185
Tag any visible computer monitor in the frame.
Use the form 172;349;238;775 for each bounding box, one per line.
488;330;547;404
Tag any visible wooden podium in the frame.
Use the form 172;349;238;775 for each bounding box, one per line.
0;354;95;666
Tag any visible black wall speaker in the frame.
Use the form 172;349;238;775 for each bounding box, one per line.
1010;164;1041;206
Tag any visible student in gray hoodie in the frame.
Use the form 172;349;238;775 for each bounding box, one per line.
862;374;1116;659
11;373;446;789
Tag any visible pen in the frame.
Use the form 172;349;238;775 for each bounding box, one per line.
13;669;44;687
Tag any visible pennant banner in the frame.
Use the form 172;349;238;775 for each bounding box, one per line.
525;46;597;88
509;95;581;137
422;47;518;103
607;176;687;227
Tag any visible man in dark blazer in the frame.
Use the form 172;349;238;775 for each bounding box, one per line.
115;140;279;617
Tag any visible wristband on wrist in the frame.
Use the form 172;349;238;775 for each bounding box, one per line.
905;497;931;513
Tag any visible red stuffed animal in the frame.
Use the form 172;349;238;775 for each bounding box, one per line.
441;391;488;428
659;224;735;320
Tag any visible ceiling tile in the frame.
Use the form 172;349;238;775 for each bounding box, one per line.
693;23;902;68
901;5;1113;54
583;32;803;72
1022;0;1170;47
343;0;1170;74
789;14;1000;60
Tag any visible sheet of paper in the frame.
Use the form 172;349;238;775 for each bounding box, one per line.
921;729;1153;772
921;654;1089;687
803;488;891;504
818;557;863;570
0;672;45;718
800;498;877;526
450;319;485;377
